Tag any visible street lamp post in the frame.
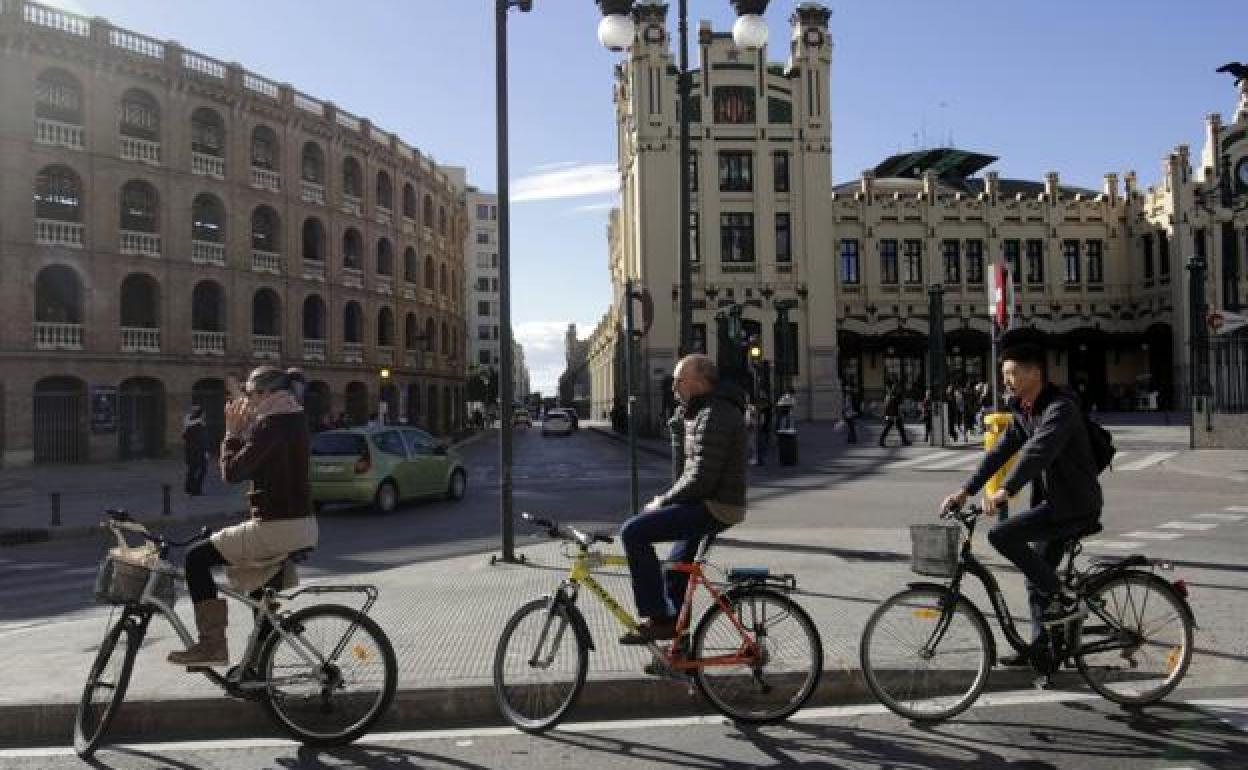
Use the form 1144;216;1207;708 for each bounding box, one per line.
1187;254;1208;448
928;283;947;447
493;0;532;566
596;0;770;360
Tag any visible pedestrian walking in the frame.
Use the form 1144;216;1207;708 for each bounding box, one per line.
756;397;773;465
182;405;209;496
948;385;963;442
842;387;860;444
879;387;912;447
920;389;933;442
963;384;977;438
744;400;759;466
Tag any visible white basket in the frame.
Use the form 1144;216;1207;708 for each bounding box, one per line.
909;524;961;577
94;554;178;606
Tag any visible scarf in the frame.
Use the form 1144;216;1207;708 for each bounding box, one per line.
243;390;303;437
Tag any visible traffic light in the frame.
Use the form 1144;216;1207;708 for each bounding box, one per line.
748;336;763;362
379;368;391;380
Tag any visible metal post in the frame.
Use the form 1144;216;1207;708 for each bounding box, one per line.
676;0;692;357
928;284;947;447
623;280;640;517
1188;255;1207;449
49;493;61;528
162;483;171;516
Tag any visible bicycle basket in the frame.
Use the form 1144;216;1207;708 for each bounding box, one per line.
94;555;178;607
909;524;961;577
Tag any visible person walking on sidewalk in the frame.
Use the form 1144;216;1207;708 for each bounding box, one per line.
878;386;912;447
920;389;933;443
181;406;209;496
618;354;747;644
842;386;860;444
756;396;773;466
168;366;319;668
941;343;1103;666
744;399;759;466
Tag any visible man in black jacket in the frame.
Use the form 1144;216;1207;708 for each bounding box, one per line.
942;344;1103;659
619;354;747;645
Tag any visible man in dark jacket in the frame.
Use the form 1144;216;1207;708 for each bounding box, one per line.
619;354;746;644
182;405;209;496
943;344;1103;661
878;387;911;447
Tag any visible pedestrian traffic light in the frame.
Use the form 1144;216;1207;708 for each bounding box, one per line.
379;368;391;380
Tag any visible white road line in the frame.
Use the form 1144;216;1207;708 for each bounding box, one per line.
0;562;64;572
1121;531;1185;540
1115;451;1177;471
1084;540;1144;550
1224;506;1248;513
1158;521;1219;531
1188;697;1248;734
915;453;983;471
1196;513;1246;522
881;451;948;470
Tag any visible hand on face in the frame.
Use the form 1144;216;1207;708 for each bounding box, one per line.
224;396;256;436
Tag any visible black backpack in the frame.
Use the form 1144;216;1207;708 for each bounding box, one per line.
1084;413;1116;473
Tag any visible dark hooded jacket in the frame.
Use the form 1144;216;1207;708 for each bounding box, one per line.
661;383;748;525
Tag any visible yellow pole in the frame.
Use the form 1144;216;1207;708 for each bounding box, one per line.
981;411;1016;518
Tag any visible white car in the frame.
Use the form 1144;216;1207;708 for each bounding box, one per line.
541;410;574;437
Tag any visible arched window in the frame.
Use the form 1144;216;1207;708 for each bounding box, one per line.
449;327;458;360
302;217;325;261
343;157;363;198
191;281;226;332
251;206;280;252
376;238;394;276
119;88;159;139
424;317;436;352
403;247;418;284
252;288;281;336
377;307;395;347
440;321;449;354
35;265;83;323
120;273;159;328
35;68;82;124
440;263;448;296
402;183;417;219
34;165;82;221
250;125;278;170
424;255;435;289
376;171;393;211
302;295;326;339
422;194;434;227
301;142;324;183
190;107;224;157
343;301;363;343
120;180;158;233
404;312;419;350
343;228;363;270
191;194;224;242
438;206;447;235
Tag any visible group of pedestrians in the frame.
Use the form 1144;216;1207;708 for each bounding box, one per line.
838;381;994;447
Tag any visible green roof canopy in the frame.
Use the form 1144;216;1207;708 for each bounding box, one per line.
872;148;998;180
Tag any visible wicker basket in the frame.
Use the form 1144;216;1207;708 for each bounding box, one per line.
94;555;178;607
909;524;961;577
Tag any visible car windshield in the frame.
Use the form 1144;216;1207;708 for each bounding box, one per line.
311;432;367;456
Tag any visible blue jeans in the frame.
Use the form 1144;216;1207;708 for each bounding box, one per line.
620;501;727;620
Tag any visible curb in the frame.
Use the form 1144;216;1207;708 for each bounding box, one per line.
0;667;1041;747
587;425;671;459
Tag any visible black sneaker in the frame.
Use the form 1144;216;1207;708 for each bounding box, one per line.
619;617;677;646
1040;593;1086;627
998;651;1030;668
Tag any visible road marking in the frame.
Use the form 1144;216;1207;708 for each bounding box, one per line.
1121;531;1184;540
1224;506;1248;513
1115;451;1177;471
915;453;983;471
0;688;1106;758
1196;513;1246;522
1084;540;1144;550
1188;697;1248;734
1158;521;1219;531
878;451;949;470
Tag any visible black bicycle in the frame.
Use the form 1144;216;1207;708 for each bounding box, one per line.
860;503;1196;721
74;510;397;758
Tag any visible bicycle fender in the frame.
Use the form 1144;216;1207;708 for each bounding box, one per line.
550;595;596;653
902;582;998;664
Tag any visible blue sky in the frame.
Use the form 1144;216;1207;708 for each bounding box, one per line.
49;1;1248;393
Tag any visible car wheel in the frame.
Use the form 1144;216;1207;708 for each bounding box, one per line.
446;469;467;501
373;480;399;513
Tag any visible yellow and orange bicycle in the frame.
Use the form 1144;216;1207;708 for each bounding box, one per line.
492;513;822;732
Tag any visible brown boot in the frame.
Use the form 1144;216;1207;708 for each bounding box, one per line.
167;598;229;667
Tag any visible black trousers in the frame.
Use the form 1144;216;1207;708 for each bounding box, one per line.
185;457;206;496
987;503;1091;640
185;540;229;603
878;417;911;446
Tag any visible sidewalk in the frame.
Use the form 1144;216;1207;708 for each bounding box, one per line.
587;419;849;466
0;429;496;546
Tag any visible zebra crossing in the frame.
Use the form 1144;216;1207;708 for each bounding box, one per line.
0;556;102;632
870;449;1178;474
1085;506;1246;551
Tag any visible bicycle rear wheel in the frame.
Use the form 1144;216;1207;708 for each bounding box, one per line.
691;587;822;723
1075;571;1193;706
493;598;589;733
259;604;397;746
74;610;145;758
860;586;992;721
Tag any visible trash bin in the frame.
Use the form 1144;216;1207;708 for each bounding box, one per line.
981;411;1016;518
777;428;798;466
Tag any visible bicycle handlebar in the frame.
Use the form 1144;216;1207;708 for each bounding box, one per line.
101;510;211;549
941;502;988;524
519;512;613;548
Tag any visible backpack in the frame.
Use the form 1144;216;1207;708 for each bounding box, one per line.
1084;413;1116;473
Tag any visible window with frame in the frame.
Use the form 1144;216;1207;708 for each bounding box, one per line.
476;277;489;292
773;151;790;193
1142;234;1154;279
1086;239;1104;284
942;239;960;284
1025;239;1044;283
35;166;81;221
478;350;490;365
477;300;490;316
190;108;223;156
768;97;792;124
250;126;277;170
689;212;700;263
713;86;755;124
775;213;791;262
966;239;984;284
476;204;490;219
1004;239;1021;285
720;213;755;263
839;239;860;284
35;70;82;123
692;323;707;354
477;252;491;268
120;90;159;139
880;239;899;284
1158;232;1170;276
120;181;158;233
688;151;698;193
476;232;490;245
903;239;923;284
718;151;753;192
1063;239;1081;283
478;324;491;340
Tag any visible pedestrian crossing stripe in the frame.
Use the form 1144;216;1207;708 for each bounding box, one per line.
1115;451;1177;471
1158;521;1219;531
882;452;947;469
915;453;982;471
1121;531;1184;540
1196;513;1246;522
1225;506;1248;513
1083;540;1144;550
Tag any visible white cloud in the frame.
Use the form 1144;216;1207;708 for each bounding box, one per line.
512;162;618;203
514;320;595;396
529;161;582;174
564;199;618;216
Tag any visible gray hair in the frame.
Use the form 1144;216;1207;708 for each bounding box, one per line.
678;354;718;385
246;365;289;394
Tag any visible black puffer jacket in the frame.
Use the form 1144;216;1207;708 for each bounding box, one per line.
660;384;748;524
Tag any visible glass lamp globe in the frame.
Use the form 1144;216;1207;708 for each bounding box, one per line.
598;14;635;52
732;14;768;50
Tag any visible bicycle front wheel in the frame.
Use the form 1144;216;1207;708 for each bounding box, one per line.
259;604;397;746
493;598;589;733
74;610;145;758
1075;571;1194;706
860;586;992;721
692;587;823;723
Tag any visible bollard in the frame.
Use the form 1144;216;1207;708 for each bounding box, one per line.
162;483;171;516
49;492;61;527
981;412;1016;520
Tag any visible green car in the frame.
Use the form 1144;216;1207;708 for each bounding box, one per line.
309;427;467;513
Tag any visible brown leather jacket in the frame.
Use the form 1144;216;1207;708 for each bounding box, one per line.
220;412;312;521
